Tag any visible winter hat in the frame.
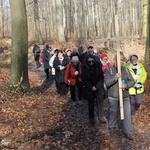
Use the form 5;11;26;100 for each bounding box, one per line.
129;53;138;60
100;53;107;59
72;48;77;52
71;56;79;62
53;48;58;53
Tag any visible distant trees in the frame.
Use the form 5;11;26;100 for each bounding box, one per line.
9;0;30;90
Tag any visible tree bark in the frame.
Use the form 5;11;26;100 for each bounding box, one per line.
33;0;43;44
9;0;30;90
0;0;4;37
55;0;66;43
142;0;148;40
145;0;150;76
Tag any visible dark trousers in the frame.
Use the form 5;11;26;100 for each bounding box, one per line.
56;82;68;96
87;89;104;120
70;82;82;102
108;97;132;134
130;94;143;115
44;69;50;78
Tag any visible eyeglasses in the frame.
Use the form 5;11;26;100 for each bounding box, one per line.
87;60;94;64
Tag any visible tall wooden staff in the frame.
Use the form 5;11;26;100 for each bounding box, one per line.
115;15;124;120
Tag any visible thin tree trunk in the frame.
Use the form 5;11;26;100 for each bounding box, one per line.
142;0;148;40
0;0;4;37
33;0;43;44
55;0;66;42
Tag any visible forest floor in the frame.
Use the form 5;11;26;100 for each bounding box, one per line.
0;39;150;149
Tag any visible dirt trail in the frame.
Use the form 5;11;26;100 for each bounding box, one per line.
25;47;150;150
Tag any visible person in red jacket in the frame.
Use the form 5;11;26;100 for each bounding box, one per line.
65;56;83;106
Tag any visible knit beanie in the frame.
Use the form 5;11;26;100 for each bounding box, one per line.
100;53;107;59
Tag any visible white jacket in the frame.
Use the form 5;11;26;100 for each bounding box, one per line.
49;54;56;75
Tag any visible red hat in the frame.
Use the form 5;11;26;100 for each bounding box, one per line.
100;53;107;59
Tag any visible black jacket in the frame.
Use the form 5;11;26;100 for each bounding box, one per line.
82;62;104;90
53;55;69;83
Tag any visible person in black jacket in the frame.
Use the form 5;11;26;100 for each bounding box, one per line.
33;43;41;68
53;50;69;97
82;54;107;125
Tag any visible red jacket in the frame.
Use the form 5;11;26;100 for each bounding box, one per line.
65;62;82;85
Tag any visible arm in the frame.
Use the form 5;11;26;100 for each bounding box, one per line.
95;64;104;89
138;64;147;84
64;64;70;83
81;66;93;90
105;68;118;87
53;57;61;71
125;68;135;89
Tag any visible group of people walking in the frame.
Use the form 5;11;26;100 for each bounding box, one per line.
32;44;147;140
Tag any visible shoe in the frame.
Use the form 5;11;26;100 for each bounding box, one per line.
78;100;82;105
72;101;77;106
109;128;115;134
89;118;95;126
99;116;107;124
125;133;133;140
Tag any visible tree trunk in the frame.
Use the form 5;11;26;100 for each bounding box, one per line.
9;0;30;90
142;0;148;40
0;0;4;37
33;0;43;44
145;0;150;77
55;0;66;43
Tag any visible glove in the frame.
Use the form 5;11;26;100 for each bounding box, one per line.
134;82;142;88
74;71;79;75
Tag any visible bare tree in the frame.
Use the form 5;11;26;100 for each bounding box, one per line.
9;0;30;90
55;0;66;42
33;0;43;44
0;0;4;37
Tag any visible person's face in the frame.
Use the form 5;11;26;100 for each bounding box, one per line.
115;55;125;66
130;56;138;65
67;51;71;57
72;61;79;66
102;56;108;63
87;58;95;66
58;52;63;58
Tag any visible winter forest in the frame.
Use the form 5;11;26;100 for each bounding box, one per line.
0;0;150;149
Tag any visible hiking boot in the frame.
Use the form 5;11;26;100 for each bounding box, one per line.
99;116;107;124
125;133;133;140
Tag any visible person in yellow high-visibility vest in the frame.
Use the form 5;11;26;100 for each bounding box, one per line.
124;53;147;117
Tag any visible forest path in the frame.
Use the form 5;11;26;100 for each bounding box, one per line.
25;48;150;149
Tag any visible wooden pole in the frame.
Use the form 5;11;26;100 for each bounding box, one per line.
115;15;124;120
